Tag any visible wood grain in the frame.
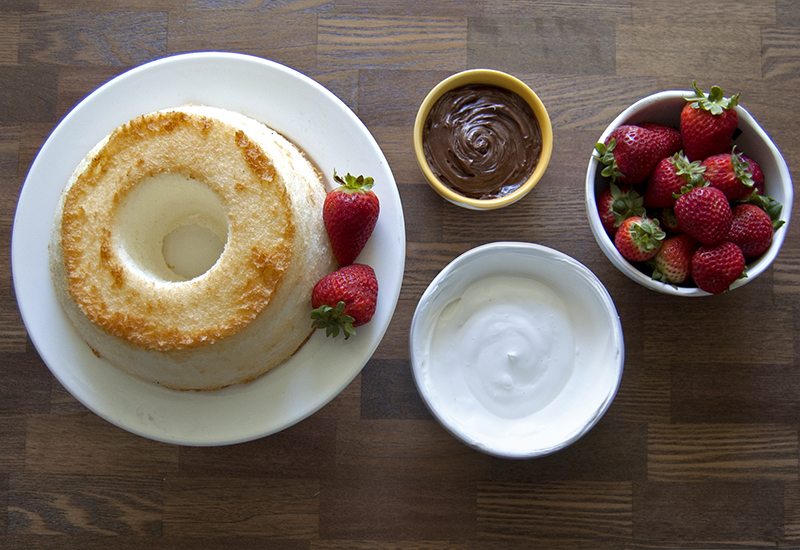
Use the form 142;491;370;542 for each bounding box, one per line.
320;476;475;541
177;417;338;479
0;66;57;123
762;26;800;86
2;0;800;547
633;481;784;544
0;351;52;414
333;419;490;483
0;473;7;534
631;0;777;25
0;417;26;471
318;15;467;71
476;481;632;542
25;413;179;476
616;22;763;81
647;423;798;481
163;477;319;538
8;473;162;535
468;17;616;75
360;358;431;420
19;11;167;66
0;15;20;65
671;362;800;423
169;10;318;71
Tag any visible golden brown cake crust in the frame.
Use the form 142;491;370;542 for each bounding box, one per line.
59;110;296;351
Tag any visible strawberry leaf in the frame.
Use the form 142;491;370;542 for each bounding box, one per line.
630;217;666;252
730;146;755;189
672;177;709;200
671;150;706;187
594;139;623;182
685;80;740;114
609;183;645;226
311;301;357;339
333;170;375;192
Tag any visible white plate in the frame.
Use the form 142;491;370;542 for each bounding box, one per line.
11;52;406;446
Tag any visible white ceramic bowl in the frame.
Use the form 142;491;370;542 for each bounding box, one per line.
409;242;624;459
585;90;793;296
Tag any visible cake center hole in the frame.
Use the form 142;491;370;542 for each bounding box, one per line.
162;222;226;281
116;173;229;282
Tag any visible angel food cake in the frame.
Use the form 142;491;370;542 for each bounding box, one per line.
49;105;335;390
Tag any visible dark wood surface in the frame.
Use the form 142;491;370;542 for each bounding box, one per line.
3;1;800;548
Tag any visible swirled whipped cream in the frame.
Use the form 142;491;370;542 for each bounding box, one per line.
424;275;573;421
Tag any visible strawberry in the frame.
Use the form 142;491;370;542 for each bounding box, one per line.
323;171;380;266
741;154;765;195
311;264;379;339
691;241;745;294
639;123;683;153
680;81;740;161
650;233;697;284
727;204;774;259
594;124;682;185
614;216;665;262
643;151;706;208
742;190;785;230
597;183;645;234
701;147;756;200
674;186;732;245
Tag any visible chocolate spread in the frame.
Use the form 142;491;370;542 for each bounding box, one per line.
422;84;542;200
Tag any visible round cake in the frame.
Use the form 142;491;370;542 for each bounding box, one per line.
49;105;335;390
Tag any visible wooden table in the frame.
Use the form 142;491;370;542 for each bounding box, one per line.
3;1;799;547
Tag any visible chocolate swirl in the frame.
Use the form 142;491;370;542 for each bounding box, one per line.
423;84;542;200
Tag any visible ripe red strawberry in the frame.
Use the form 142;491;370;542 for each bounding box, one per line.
594;124;683;185
741;154;765;195
674;186;732;245
644;151;706;208
323;171;380;266
614;216;665;262
311;264;378;339
650;233;697;284
702;147;756;200
597;183;645;234
691;241;745;294
680;81;740;161
639;122;683;153
743;191;785;230
727;204;774;259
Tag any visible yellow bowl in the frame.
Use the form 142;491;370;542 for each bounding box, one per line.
413;69;553;210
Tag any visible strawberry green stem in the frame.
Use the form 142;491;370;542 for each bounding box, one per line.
730;146;755;189
594;139;623;182
631;217;666;252
333;170;375;193
685;80;740;115
311;301;357;339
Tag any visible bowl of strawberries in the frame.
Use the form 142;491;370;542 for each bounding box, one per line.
585;82;793;296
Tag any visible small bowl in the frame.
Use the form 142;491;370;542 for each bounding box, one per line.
413;69;553;210
585;90;794;296
409;242;624;459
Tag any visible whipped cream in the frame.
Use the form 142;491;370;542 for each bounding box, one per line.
427;275;573;420
411;244;623;457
